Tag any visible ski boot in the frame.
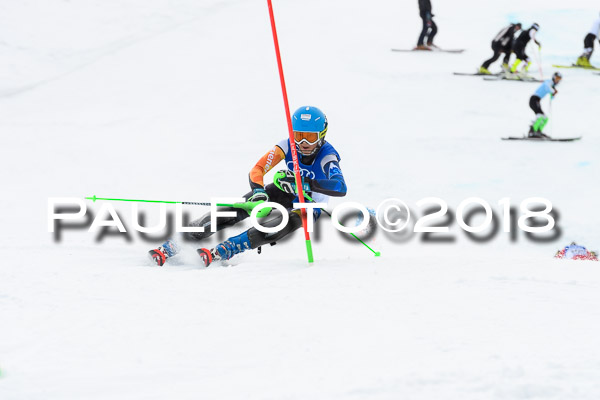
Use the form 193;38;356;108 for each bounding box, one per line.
575;56;590;68
479;66;492;75
510;59;521;73
528;131;550;139
516;65;533;80
501;63;510;73
197;231;252;267
528;126;549;139
528;125;537;138
529;115;549;137
576;55;591;68
413;45;431;51
516;71;528;80
528;119;551;138
197;247;218;267
148;240;178;266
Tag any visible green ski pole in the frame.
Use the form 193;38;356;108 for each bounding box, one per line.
303;193;380;257
84;196;272;218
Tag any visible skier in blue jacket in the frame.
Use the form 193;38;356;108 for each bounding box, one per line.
149;106;348;267
528;72;562;138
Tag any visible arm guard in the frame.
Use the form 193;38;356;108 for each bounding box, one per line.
306;160;347;197
248;145;285;189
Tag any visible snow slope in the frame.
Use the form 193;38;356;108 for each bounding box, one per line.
1;0;600;399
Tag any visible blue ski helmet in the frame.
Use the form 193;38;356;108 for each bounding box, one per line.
291;106;328;156
292;106;328;133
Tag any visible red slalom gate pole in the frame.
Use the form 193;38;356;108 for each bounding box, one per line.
266;0;314;263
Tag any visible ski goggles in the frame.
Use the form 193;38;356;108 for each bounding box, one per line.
293;128;327;145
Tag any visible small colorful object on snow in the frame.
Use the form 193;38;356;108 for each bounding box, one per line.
554;242;598;261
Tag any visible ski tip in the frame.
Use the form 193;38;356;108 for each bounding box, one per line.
552;64;600;71
197;248;213;267
148;249;166;267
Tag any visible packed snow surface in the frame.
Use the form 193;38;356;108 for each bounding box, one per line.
1;0;599;399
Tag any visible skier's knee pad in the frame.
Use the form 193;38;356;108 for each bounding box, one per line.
184;208;247;241
246;210;303;247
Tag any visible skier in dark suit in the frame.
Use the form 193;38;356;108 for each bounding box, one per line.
415;0;437;50
480;23;522;74
510;23;541;75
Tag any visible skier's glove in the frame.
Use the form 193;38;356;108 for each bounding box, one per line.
274;170;311;194
248;188;268;202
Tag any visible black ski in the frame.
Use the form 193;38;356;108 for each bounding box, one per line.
502;136;582;142
391;48;465;53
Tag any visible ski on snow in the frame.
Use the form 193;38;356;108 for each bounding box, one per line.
453;72;501;77
552;64;600;71
391;48;465;53
483;75;543;82
502;136;582;142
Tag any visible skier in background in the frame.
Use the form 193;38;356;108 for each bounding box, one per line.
510;23;541;75
575;14;600;68
415;0;437;50
479;22;522;74
148;106;347;267
528;72;562;138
